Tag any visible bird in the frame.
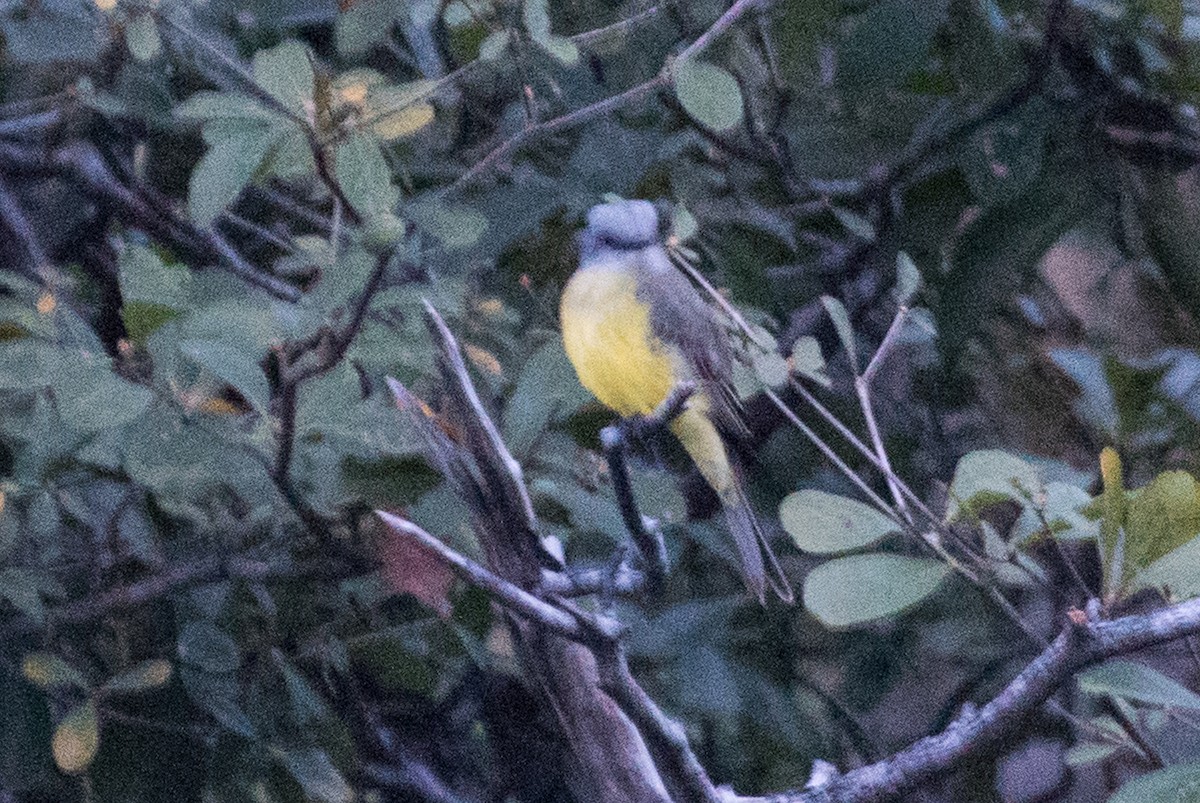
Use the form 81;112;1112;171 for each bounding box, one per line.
559;199;793;604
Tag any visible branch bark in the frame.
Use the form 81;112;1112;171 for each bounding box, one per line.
739;597;1200;803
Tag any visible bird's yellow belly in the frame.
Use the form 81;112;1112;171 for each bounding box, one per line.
560;266;679;417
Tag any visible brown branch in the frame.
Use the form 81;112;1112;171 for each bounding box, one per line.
0;139;301;301
272;248;394;493
376;511;598;644
597;644;724;803
28;554;362;632
738;596;1200;803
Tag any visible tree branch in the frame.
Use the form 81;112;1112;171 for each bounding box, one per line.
740;596;1200;803
375;511;601;644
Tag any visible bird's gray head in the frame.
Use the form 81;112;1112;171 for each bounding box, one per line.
578;199;662;263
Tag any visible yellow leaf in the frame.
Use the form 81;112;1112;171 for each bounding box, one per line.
370;103;435;141
36;293;56;315
476;298;505;317
198;397;242;416
53;700;99;775
23;653;88;689
94;0;117;10
463;343;502;376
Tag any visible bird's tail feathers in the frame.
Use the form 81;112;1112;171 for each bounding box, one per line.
724;478;794;605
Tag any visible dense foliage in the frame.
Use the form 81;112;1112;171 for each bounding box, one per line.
7;0;1200;801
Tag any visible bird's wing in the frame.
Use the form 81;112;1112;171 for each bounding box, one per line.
635;246;747;436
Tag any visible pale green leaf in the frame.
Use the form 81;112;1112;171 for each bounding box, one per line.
125;12;161;61
335;132;397;218
177;621;240;674
820;295;858;371
831;206;875;241
479;30;511;61
945;449;1043;522
523;0;550;40
1079;659;1200;710
780;490;899;554
252;40;314;117
803;554;949;627
189;123;278;224
895;251;922;305
674;59;744;132
100;660;173;695
1109;762;1200;803
22;653;88;690
791;336;830;387
180;339;270;413
542;35;579;65
271;747;353;803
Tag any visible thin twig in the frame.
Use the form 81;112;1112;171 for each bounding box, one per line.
854;307;912;523
764;389;897;518
376;512;594;644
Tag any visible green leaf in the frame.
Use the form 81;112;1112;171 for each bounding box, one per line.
180;339;270;413
542;35;579;66
1109;762;1200;803
838;0;949;92
673;59;744;132
47;352;153;434
1049;348;1119;437
958;100;1047;207
252;40;314;117
189;122;278;224
100;660;173;696
523;0;551;41
335;0;404;57
125;12;161;62
803;554;950;627
751;347;789;389
271;746;353;803
0;570;48;625
780;490;899;554
1063;743;1119;766
176;91;285;123
52;700;98;775
0;339;52;390
895;251;922;305
22;653;89;690
1079;660;1200;710
1124;470;1200;579
831;206;875;242
408;201;488;250
945;449;1043;522
119;244;189;307
177;621;240;674
791;336;830;387
1132;534;1200;599
820;295;858;371
180;666;256;738
479;30;511;61
503;337;592;457
335;132;397;218
272;651;329;725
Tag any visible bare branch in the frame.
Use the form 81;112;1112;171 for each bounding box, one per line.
737;596;1200;803
376;511;597;644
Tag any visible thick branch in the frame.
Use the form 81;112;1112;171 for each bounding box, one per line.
742;596;1200;803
